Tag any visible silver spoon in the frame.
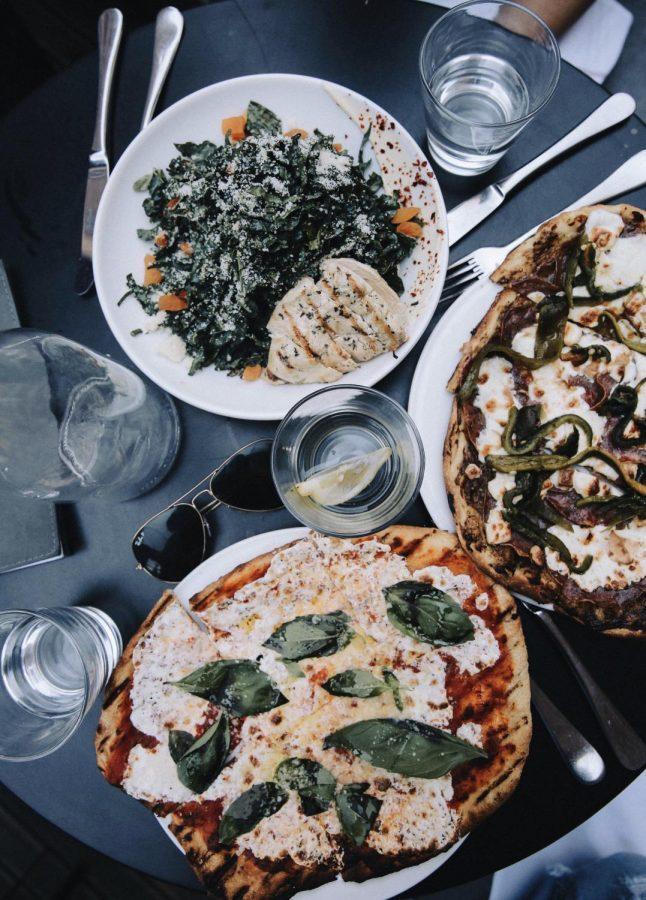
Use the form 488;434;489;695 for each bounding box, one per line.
519;596;646;771
531;678;605;784
140;6;184;130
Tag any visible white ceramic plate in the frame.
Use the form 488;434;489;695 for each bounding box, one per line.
408;279;498;530
161;526;465;899
94;73;448;420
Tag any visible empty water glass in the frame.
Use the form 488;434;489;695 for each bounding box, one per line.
0;329;180;501
0;606;122;761
420;0;560;175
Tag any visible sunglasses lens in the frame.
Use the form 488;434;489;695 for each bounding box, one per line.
133;505;205;582
211;440;282;511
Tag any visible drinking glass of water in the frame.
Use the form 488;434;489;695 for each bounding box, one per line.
272;386;424;536
419;0;560;175
0;329;180;501
0;606;122;761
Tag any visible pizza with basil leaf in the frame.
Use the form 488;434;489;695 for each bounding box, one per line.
95;528;529;898
445;204;645;636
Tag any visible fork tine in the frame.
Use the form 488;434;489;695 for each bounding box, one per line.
446;258;476;278
443;267;483;291
439;274;479;306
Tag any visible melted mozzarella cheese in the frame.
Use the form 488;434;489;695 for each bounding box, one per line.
123;743;194;804
236;797;342;865
414;565;476;603
595;235;646;293
367;775;458;854
130;600;219;739
456;722;484;748
472;356;518;456
484;473;515;545
544;523;646;592
585;209;624;247
442;615;500;676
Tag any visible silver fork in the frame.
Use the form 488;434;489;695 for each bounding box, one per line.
439;149;646;307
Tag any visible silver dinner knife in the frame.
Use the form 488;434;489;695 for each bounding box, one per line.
74;8;123;296
519;597;646;771
140;7;184;130
447;92;636;248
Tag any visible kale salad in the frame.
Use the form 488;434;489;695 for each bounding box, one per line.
121;100;420;376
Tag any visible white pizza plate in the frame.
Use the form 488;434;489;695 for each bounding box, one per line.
408;279;498;530
94;73;448;420
159;526;465;899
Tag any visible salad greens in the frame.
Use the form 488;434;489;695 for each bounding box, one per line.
123;100;416;375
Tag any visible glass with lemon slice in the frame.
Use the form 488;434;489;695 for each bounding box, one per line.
272;386;424;536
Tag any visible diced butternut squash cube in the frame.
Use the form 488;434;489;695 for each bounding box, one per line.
158;293;188;311
154;232;168;247
396;221;423;238
284;128;308;139
392;206;421;224
333;143;343;152
143;254;163;286
179;242;193;255
242;364;263;382
221;115;247;141
166;197;180;210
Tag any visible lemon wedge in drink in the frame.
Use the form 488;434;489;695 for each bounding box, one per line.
295;448;392;506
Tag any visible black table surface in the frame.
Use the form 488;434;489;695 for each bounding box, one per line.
0;0;644;894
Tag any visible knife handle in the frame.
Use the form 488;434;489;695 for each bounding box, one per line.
141;7;184;131
497;93;636;196
504;150;646;254
91;8;123;165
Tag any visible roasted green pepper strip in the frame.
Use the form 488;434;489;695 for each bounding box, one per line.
459;297;569;400
562;343;611;364
597;311;646;355
502;502;592;574
488;447;646;496
575;493;646;527
501;409;593;456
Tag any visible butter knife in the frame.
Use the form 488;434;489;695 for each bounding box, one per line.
447;92;636;248
74;8;123;296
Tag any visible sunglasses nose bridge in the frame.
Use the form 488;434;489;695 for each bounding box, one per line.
192;490;221;515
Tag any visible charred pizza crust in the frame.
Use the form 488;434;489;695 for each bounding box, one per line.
445;205;646;637
96;528;530;898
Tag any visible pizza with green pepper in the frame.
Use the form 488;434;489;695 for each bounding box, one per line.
444;204;645;637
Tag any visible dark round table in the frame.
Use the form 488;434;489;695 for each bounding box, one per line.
0;0;644;894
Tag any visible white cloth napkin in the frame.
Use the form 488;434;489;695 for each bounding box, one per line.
414;0;633;84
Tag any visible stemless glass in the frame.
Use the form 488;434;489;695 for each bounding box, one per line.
0;606;122;761
272;385;424;536
0;329;180;501
419;0;560;175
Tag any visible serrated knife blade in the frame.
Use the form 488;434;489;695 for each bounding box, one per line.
74;9;123;296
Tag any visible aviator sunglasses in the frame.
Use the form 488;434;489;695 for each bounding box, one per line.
132;439;282;582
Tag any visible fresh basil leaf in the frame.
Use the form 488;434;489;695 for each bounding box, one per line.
283;660;305;679
322;669;388;699
384;581;474;646
382;669;404;712
275;758;336;815
171;659;287;717
246;100;282;136
335;782;381;846
133;173;152;192
323;718;487;779
263;611;354;661
168;729;194;763
219;782;288;846
171;712;230;794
